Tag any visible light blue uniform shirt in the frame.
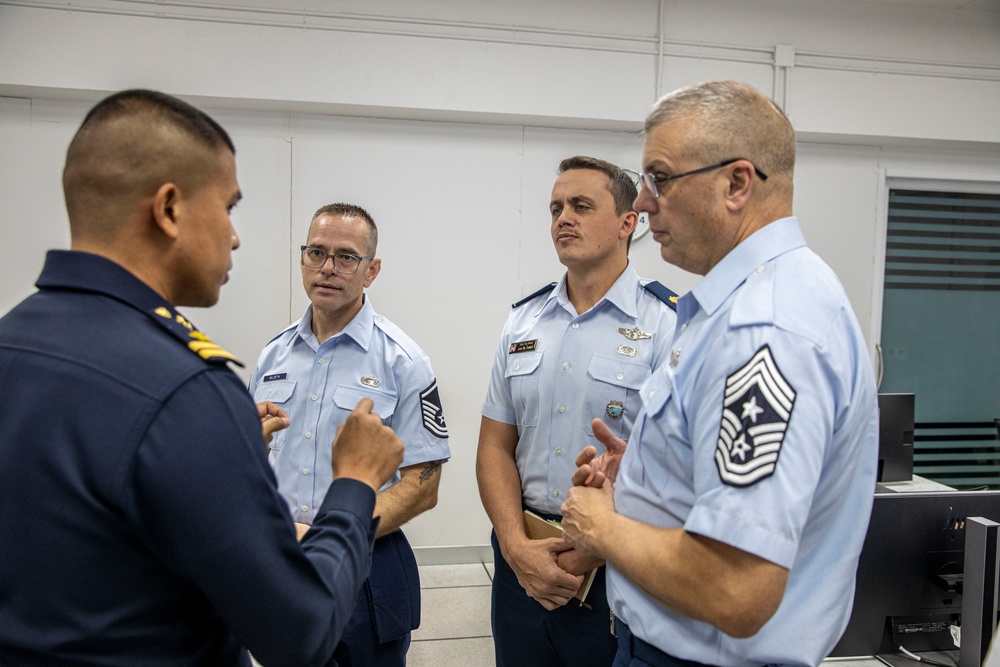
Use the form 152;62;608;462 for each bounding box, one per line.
609;217;878;667
250;297;451;524
482;266;677;515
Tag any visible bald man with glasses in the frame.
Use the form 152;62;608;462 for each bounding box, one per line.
249;203;451;667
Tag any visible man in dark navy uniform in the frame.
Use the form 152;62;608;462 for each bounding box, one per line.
0;89;403;667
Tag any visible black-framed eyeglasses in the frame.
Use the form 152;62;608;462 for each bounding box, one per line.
639;158;768;199
300;246;374;274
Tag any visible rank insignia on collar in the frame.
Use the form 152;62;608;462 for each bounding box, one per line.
360;375;381;388
617;345;637;357
606;400;624;419
714;344;796;488
617;327;652;341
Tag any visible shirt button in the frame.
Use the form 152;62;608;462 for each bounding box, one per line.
681;323;687;332
266;391;273;398
617;372;624;380
571;323;579;329
311;394;318;401
756;265;765;273
301;505;309;513
303;468;309;475
305;432;312;439
555;448;563;456
318;358;326;365
376;316;384;322
562;362;570;370
552;490;560;497
558;405;567;414
514;363;521;371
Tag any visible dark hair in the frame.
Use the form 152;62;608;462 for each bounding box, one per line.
558;155;639;250
311;203;379;255
558;155;637;217
79;89;235;153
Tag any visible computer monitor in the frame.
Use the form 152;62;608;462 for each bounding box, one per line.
830;490;1000;663
878;392;915;483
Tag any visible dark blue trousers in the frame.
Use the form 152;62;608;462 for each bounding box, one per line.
332;530;419;667
491;526;616;667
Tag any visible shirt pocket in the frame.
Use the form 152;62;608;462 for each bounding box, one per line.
504;351;543;428
333;385;399;424
254;379;296;404
584;356;652;439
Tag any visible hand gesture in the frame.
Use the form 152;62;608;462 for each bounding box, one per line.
257;401;290;446
571;418;627;488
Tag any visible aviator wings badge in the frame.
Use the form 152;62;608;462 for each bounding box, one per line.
617;327;652;341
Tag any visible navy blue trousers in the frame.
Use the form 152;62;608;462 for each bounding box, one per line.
491;527;616;667
332;530;419;667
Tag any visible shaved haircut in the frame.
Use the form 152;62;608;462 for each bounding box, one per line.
63;89;235;243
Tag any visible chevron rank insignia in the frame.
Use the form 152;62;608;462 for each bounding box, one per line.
715;345;795;488
420;379;449;439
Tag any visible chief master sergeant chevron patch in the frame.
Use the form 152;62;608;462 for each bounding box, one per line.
715;344;796;487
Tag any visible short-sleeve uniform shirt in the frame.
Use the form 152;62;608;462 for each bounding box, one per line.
609;218;879;667
482;266;677;515
251;297;451;524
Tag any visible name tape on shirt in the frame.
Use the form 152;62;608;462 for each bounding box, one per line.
714;344;796;488
263;373;287;382
508;339;538;354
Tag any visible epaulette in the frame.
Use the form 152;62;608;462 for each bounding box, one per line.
642;281;678;311
512;282;557;309
151;306;245;367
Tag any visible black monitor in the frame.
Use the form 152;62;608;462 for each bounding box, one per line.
830;490;1000;664
878;392;915;483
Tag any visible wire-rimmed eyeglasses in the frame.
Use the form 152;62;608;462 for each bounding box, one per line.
639;158;768;199
300;246;374;274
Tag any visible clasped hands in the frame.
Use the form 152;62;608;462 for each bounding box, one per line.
508;419;627;610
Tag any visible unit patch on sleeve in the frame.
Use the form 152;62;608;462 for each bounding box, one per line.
420;380;449;439
715;345;796;488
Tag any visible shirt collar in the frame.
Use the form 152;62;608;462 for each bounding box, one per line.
35;249;243;366
682;216;807;320
537;264;640;319
295;294;375;352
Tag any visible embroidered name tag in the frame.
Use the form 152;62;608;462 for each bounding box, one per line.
263;373;287;382
509;339;538;354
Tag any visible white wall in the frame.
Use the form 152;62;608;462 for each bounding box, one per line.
1;0;998;558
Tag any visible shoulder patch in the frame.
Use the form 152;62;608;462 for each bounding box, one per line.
419;380;449;439
714;345;795;488
151;306;244;367
642;281;678;311
512;283;557;309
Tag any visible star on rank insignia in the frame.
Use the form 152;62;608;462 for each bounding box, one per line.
617;327;652;341
420;380;449;438
715;345;796;488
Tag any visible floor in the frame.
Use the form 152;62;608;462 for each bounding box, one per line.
408;562;496;666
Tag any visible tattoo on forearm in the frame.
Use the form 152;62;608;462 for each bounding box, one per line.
419;461;442;484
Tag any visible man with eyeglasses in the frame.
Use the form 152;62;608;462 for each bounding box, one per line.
561;81;878;667
477;156;678;667
250;203;451;667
